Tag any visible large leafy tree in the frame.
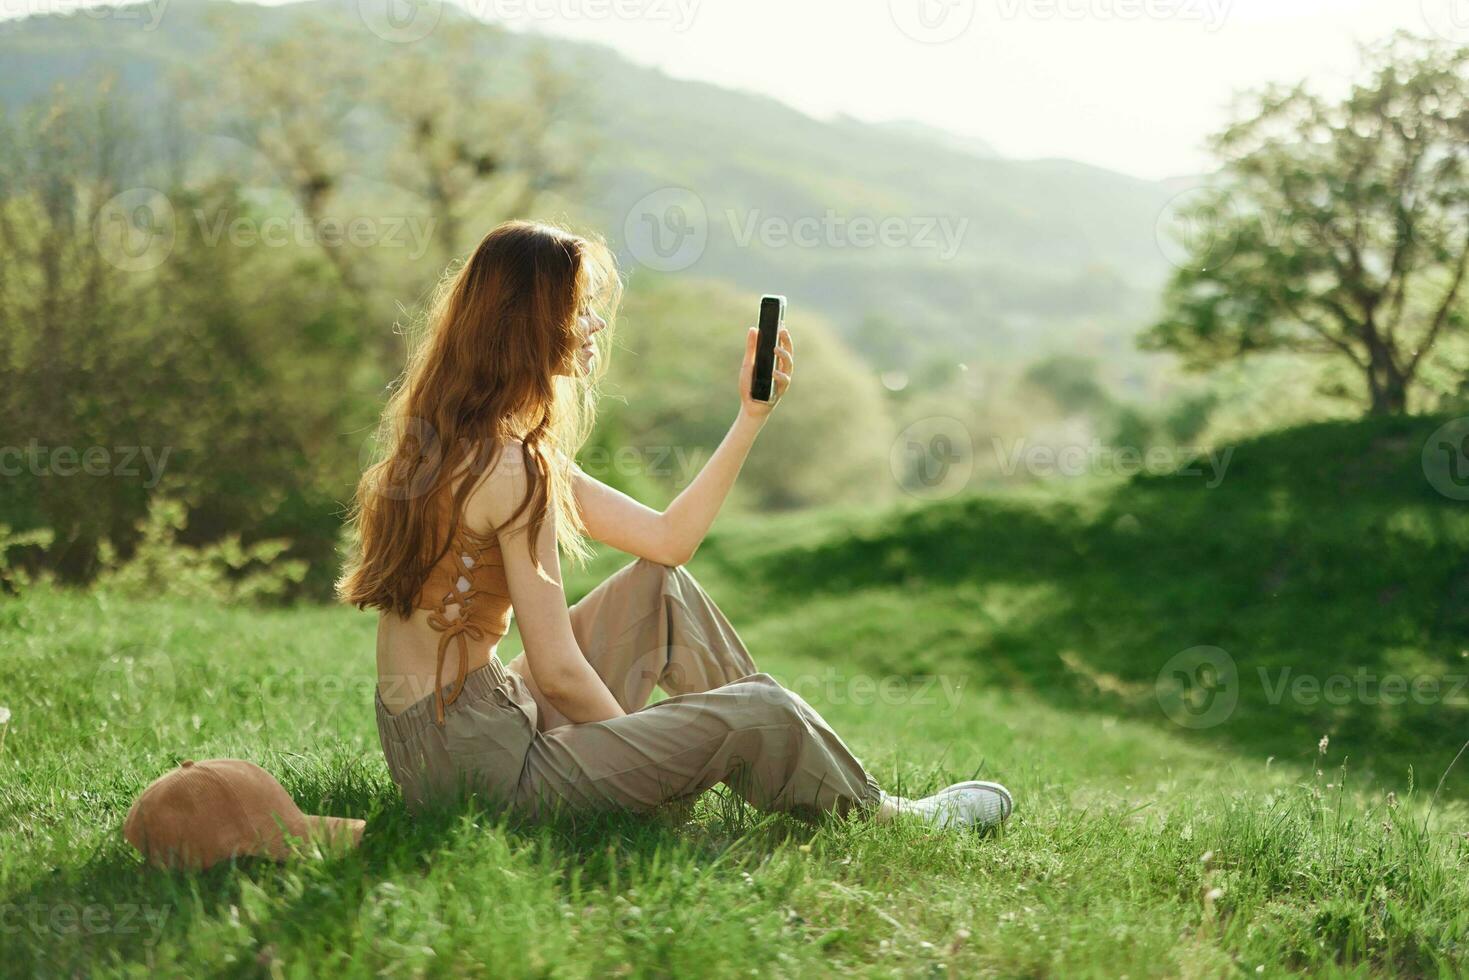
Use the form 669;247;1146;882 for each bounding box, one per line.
1143;34;1469;415
0;86;378;591
198;8;586;293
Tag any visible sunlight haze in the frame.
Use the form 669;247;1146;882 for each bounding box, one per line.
417;0;1455;178
6;0;1457;176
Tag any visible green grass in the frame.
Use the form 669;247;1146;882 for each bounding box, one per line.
3;415;1469;976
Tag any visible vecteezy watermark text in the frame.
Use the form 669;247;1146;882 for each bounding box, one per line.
622;187;971;272
463;0;697;28
727;209;969;261
1259;667;1469;708
91;653;966;730
993;0;1231;30
1;442;171;489
93;189;437;273
992;438;1234;487
0;901;171;941
1156;645;1469;729
888;0;1231;45
0;0;168;30
357;0;698;43
577;445;708;485
193;211;436;259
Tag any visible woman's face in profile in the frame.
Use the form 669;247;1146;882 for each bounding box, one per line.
575;307;608;374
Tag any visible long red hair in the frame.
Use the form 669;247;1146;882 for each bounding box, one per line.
338;221;621;617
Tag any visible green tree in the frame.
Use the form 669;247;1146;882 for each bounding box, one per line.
195;9;585;288
0;84;380;593
1142;34;1469;416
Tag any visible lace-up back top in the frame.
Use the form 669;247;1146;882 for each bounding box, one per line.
415;489;514;724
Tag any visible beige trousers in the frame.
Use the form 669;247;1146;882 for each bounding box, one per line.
376;558;884;822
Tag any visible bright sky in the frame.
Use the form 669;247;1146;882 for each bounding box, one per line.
13;0;1464;179
446;0;1457;179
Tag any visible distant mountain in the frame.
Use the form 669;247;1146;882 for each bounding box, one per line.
0;0;1190;366
840;116;1000;160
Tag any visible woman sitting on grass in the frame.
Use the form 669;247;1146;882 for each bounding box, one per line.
338;220;1012;832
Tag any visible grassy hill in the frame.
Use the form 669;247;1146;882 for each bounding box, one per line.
0;0;1184;370
708;412;1469;786
2;416;1467;974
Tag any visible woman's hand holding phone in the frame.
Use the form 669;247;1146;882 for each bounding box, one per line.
738;326;793;420
738;308;793;423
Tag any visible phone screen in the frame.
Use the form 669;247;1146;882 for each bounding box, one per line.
751;295;785;402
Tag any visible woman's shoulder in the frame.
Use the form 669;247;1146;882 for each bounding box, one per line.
461;438;535;531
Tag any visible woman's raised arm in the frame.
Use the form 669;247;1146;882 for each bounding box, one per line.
575;324;793;565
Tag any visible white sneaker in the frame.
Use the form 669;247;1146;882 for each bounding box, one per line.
884;781;1013;831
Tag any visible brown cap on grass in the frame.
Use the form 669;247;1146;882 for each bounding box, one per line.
123;759;365;870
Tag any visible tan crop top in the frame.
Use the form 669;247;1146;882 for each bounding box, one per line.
415;491;514;724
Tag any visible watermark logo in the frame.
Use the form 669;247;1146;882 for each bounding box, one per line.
1423;417;1469;501
1420;0;1469;43
889;0;976;43
1157;648;1468;729
94;190;436;270
1156;645;1238;729
92;652;176;729
357;0;443;43
891;416;974;500
361;882;443;958
94;188;176;273
357;418;445;502
1259;666;1469;709
1155;187;1238;271
624;187;709;272
623;192;968;269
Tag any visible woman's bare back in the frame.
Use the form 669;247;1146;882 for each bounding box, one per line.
375;607;504;716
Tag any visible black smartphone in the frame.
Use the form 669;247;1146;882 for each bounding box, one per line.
750;294;786;403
